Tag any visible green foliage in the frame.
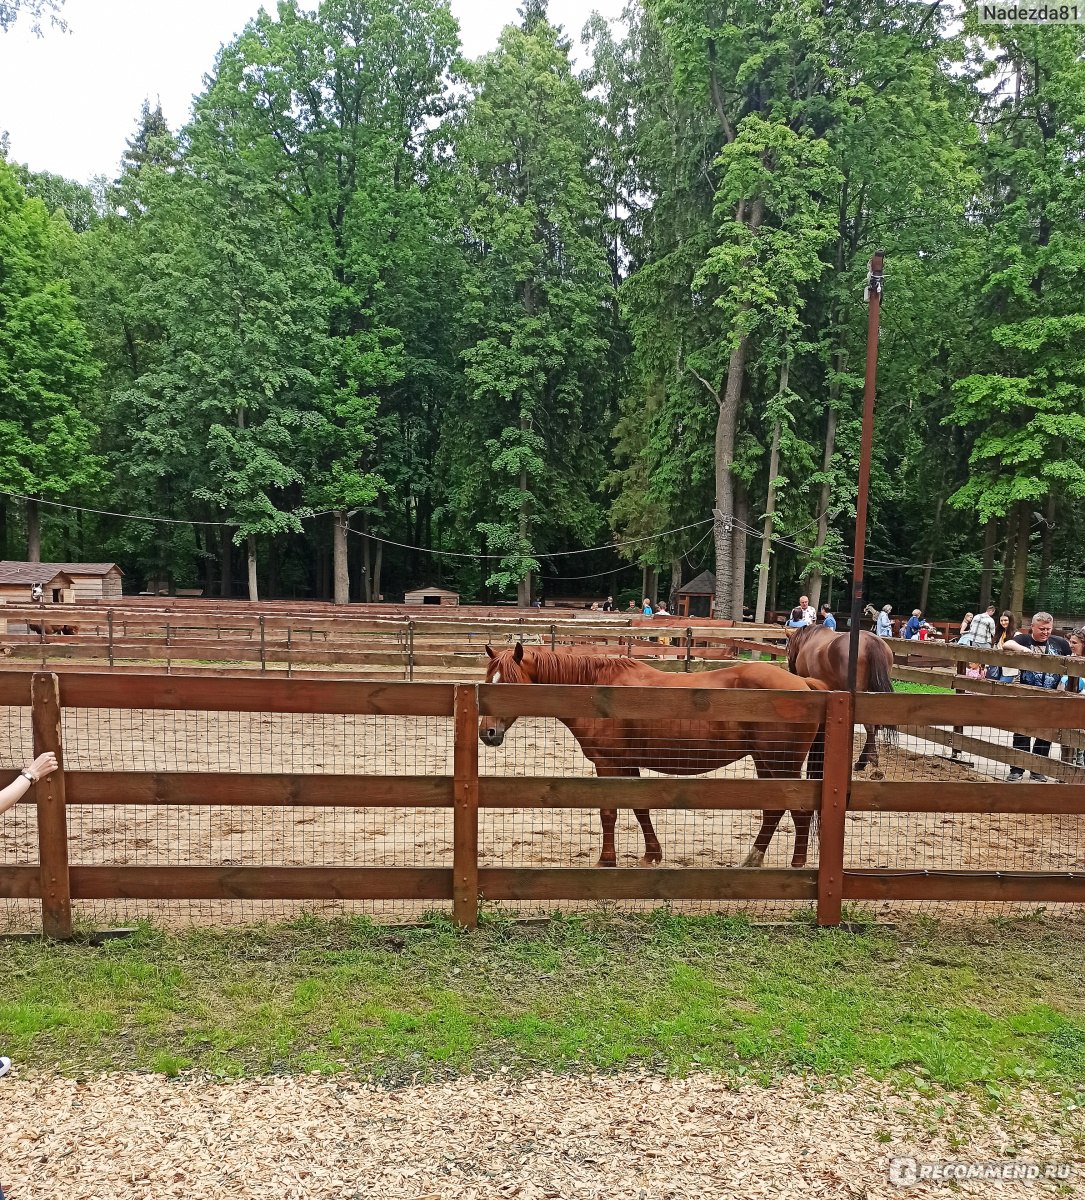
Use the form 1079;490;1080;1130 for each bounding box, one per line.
0;155;101;510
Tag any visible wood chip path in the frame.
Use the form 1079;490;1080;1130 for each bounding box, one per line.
2;1071;1081;1198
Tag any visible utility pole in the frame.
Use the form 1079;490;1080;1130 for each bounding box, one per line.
847;251;885;694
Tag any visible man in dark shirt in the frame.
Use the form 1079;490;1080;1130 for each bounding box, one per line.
1002;611;1071;781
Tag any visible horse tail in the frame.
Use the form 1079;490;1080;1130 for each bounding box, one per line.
867;636;897;745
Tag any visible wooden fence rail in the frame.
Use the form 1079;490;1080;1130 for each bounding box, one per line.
1;671;1083;935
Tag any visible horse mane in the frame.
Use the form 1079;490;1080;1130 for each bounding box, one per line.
785;622;818;672
496;647;643;686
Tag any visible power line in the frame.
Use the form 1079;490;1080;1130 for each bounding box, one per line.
0;488;712;560
0;489;338;528
345;519;714;561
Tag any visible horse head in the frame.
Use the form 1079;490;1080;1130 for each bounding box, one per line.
479;642;533;747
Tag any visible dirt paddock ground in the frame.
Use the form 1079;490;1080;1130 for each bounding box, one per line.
1;1069;1081;1199
2;706;1083;927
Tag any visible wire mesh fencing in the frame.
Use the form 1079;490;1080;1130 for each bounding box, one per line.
3;672;1084;932
844;710;1085;922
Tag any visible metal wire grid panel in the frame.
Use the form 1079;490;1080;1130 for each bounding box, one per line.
478;715;820;920
844;715;1085;921
0;704;37;930
3;677;1084;931
59;709;455;928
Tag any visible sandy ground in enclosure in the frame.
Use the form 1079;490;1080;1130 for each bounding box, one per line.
2;706;1083;927
1;1070;1082;1199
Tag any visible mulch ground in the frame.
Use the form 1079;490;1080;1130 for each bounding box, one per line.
1;1070;1081;1199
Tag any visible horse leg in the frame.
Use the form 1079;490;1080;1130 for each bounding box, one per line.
854;724;884;781
633;807;662;867
740;811;785;868
597;808;618;868
790;811;814;868
592;763;633;868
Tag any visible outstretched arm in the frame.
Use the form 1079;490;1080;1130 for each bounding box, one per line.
0;753;58;816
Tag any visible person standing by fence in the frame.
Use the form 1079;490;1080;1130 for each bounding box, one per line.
1058;627;1085;767
965;603;997;649
1002;612;1071;781
0;752;59;1081
875;605;893;637
819;604;836;630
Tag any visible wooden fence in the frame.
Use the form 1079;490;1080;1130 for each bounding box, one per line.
0;605;783;678
2;670;1084;936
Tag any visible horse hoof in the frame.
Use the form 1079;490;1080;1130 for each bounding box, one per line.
853;761;868;773
739;849;766;869
638;854;663;867
869;769;885;782
595;858;618;868
791;856;807;869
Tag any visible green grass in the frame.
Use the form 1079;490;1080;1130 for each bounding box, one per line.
2;912;1084;1095
893;680;954;694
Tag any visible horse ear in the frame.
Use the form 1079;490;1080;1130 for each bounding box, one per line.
513;641;524;663
485;645;495;659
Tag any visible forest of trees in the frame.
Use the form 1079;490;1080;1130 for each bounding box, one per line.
2;0;1084;619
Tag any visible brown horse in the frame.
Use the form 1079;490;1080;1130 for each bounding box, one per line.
480;644;830;870
785;623;894;778
26;621;79;639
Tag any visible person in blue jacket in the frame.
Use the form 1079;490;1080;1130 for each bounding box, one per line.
819;604;837;630
903;609;923;639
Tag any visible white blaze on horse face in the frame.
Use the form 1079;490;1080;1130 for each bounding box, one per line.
492;670;501;684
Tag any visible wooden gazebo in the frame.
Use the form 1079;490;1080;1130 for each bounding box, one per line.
677;570;716;619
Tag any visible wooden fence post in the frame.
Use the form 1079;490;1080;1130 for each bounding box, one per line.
816;691;852;928
31;671;73;939
107;608;115;668
452;684;480;929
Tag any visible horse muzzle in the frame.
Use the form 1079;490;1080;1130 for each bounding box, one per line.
479;724;506;748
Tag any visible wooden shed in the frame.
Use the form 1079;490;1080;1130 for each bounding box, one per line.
403;585;460;606
0;561;123;603
677;570;716;619
0;563;77;606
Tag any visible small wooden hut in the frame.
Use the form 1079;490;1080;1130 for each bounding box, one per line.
677;570;716;619
403;585;461;606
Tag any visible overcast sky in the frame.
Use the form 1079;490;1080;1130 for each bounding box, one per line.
0;0;625;183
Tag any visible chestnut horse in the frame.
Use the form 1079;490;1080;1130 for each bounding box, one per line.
480;644;830;870
785;623;894;778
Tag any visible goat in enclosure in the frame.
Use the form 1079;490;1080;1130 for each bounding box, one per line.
785;623;895;779
480;643;829;870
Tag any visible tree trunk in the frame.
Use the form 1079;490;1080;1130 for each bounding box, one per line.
731;485;748;621
1011;501;1030;619
517;417;532;607
755;363;787;622
1036;493;1056;612
669;556;682;614
999;514;1014;612
247;535;259;603
266;535;278;599
768;549;778;619
372;538;383;603
333;510;350;605
918;496;944;613
26;499;41;562
0;496;6;559
709;198;764;621
220;528;233;598
805;351;845;610
979;518;997;610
